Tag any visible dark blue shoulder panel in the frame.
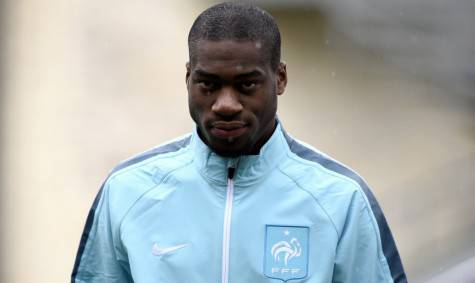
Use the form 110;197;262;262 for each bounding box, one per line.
283;131;407;283
71;135;191;282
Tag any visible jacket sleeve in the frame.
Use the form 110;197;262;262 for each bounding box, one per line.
332;191;395;283
71;182;132;283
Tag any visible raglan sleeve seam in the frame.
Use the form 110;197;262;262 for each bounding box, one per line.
277;166;341;239
116;159;194;244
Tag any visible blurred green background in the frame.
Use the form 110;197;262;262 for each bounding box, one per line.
1;0;474;282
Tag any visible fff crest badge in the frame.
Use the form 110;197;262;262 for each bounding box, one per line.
264;225;309;282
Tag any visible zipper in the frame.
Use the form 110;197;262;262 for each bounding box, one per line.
221;165;236;283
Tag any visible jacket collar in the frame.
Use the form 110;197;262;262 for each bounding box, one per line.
191;122;289;187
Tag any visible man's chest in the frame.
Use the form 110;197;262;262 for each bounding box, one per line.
119;178;339;283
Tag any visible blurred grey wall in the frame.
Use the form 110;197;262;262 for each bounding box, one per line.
323;0;475;98
1;0;474;282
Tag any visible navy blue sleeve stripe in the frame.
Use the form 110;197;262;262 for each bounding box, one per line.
71;135;192;282
282;131;407;283
71;184;105;281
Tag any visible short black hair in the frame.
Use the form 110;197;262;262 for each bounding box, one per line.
188;2;281;70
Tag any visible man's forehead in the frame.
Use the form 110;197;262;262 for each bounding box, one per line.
191;40;269;70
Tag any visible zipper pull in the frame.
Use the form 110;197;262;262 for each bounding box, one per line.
227;157;238;180
227;167;235;180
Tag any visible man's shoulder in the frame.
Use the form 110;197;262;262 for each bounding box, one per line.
281;132;381;222
112;133;192;176
282;132;366;194
282;132;390;236
94;134;193;220
104;133;193;191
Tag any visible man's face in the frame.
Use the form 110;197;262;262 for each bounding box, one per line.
186;40;287;157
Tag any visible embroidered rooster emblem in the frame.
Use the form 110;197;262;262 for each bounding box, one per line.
270;237;302;266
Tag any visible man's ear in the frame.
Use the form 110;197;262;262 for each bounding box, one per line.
185;62;191;87
276;62;287;95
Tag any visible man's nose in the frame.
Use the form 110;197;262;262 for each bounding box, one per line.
211;88;243;117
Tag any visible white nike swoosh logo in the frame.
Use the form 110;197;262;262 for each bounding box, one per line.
152;243;189;256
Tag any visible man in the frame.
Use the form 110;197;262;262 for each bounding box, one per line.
72;3;407;283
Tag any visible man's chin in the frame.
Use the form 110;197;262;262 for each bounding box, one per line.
208;140;250;158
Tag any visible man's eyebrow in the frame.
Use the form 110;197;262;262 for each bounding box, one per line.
193;69;265;80
193;69;220;79
235;70;264;80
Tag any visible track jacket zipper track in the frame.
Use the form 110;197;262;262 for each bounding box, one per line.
221;166;236;283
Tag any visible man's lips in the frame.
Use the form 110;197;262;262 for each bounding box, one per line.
209;121;247;139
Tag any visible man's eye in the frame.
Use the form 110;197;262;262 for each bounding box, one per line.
198;81;216;89
240;82;257;90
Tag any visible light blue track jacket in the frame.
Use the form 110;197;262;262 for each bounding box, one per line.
72;124;407;283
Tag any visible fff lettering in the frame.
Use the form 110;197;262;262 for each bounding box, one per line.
271;267;301;275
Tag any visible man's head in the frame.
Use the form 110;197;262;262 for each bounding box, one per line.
188;2;281;71
186;3;287;157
